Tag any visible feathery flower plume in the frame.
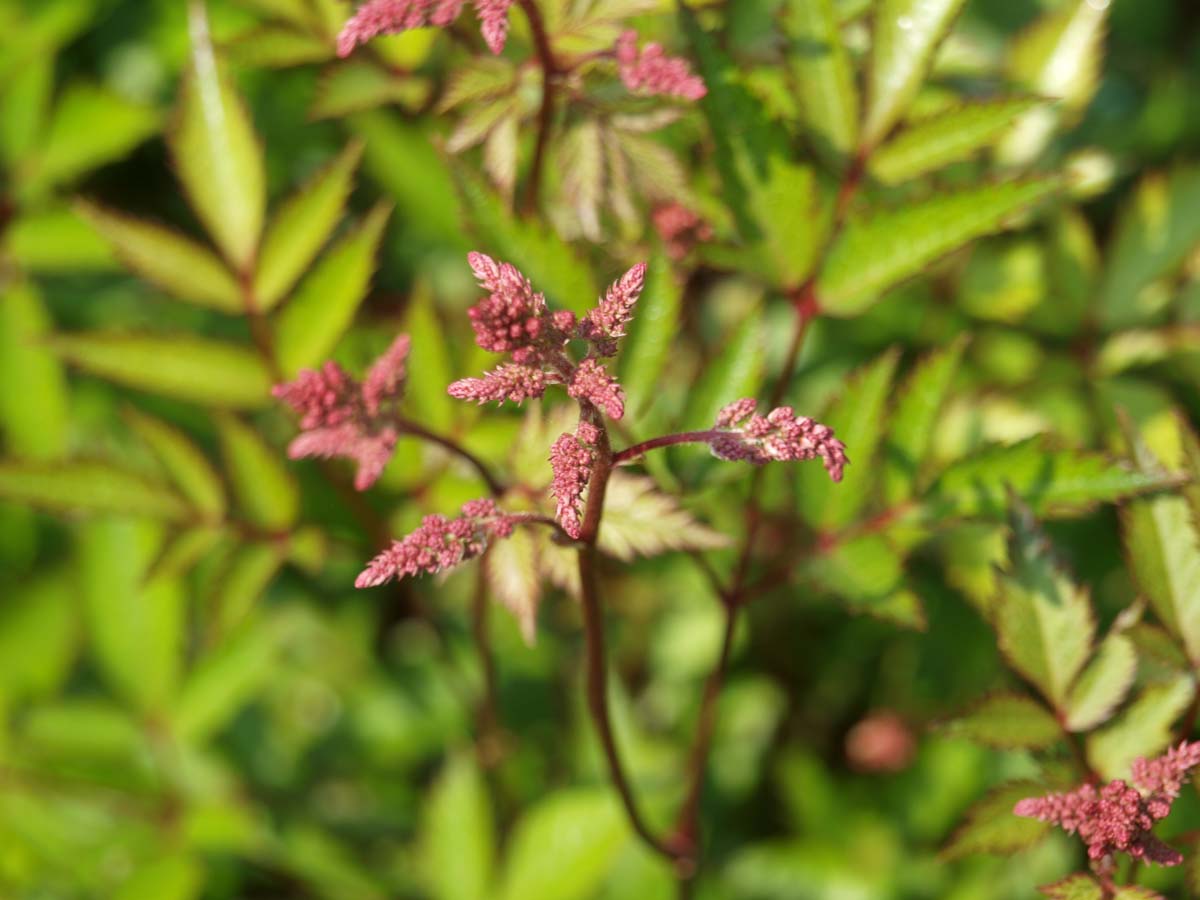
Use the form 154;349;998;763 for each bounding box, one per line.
356;498;516;587
708;399;848;481
568;359;625;420
273;333;412;490
579;262;647;348
337;0;513;58
652;202;713;260
550;423;598;539
615;30;707;101
448;363;547;405
1014;741;1200;867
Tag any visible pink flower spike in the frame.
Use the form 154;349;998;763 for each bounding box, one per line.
464;253;546;355
474;0;514;54
273;362;359;430
1131;741;1200;802
549;426;597;540
615;30;707;101
708;404;848;481
337;0;468;57
448;363;547;406
568;358;625;420
363;333;411;417
288;424;398;491
580;262;647;348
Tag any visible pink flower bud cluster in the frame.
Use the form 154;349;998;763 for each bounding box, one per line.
550;422;599;539
356;498;516;587
652;203;713;260
448;253;645;421
337;0;513;58
615;30;707;102
708;399;848;481
1014;741;1200;867
273;334;411;491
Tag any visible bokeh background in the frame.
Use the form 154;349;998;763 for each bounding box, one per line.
2;0;1200;898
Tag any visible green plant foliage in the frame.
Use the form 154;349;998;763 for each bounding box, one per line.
942;694;1062;750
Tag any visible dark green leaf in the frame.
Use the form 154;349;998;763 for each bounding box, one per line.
782;0;859;163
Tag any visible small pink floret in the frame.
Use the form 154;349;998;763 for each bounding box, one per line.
337;0;512;58
615;30;707;101
709;399;848;481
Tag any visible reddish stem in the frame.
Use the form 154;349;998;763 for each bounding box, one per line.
613;430;720;465
518;0;557;214
397;416;506;496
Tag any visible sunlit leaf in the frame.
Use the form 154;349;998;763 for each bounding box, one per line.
113;854;202;900
4;205;115;272
1087;674;1195;781
1095;326;1200;376
422;753;496;900
1039;874;1104;900
0;460;189;520
230;24;332;68
1063;633;1137;732
0;279;68;460
598;473;729;561
125;408;226;520
216;413;298;530
942;693;1062;750
0;55;52;165
0;572;76;701
942;781;1050;860
782;0;859;163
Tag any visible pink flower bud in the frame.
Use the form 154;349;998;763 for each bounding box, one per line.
567;358;625;420
579;263;647;348
337;0;511;58
708;401;848;481
549;426;598;539
447;363;547;405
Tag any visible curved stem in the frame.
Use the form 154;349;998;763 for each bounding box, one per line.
613;430;719;465
518;0;557;215
397;417;506;496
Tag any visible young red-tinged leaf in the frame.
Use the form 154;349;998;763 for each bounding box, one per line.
254;139;364;310
804;532;926;629
682;306;765;432
77;202;242;312
994;502;1095;710
52;333;273;408
486;528;541;646
819;179;1058;316
798;349;900;532
210;542;285;635
311;61;430;120
124;408;226;521
598;473;729;562
171;3;266;270
1086;675;1196;781
871;98;1044;184
941;693;1062;750
942;781;1051;860
782;0;859;163
883;337;967;504
861;0;967;148
421;753;496;900
1120;422;1200;666
927;438;1174;520
273;201;391;376
0;279;68;460
1063;632;1138;732
216;414;299;531
1039;873;1104;900
0;460;189;521
619;252;681;422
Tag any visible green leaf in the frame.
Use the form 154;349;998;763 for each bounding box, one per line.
618;252;681;422
862;0;967;148
0;279;68;460
682;307;764;433
211;542;285;634
422;753;495;900
229;24;333;68
1039;874;1104;900
993;502;1094;709
80;517;184;711
0;460;189;520
1098;167;1200;330
172;8;266;270
487;524;541;644
1087;675;1195;781
1120;426;1200;666
942;693;1062;750
1063;634;1137;732
870;98;1043;184
24;83;160;196
254;140;364;311
52;333;273;408
400;281;455;432
125;408;226;520
883;337;967;505
77;202;242;312
598;473;730;562
798;349;900;532
311;60;430;120
274;201;390;375
819;179;1057;316
1110;889;1165;900
805;533;926;629
216;414;298;531
937;522;1008;617
498;789;628;900
942;781;1050;860
0;55;52;165
4;205;116;272
0;573;76;701
782;0;859;163
926;439;1172;520
113;854;202;900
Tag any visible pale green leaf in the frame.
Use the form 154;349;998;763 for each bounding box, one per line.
1039;874;1104;900
1120;424;1200;666
113;854;202;900
211;542;285;633
254;139;364;310
172;6;266;270
559;119;604;241
0;55;52;165
598;473;730;562
1063;634;1137;732
498;789;628;900
883;337;967;504
273;201;390;376
819;179;1057;316
437;57;515;113
942;693;1062;750
871;97;1043;184
1095;326;1200;376
0;460;189;520
230;24;332;68
0;279;68;460
942;781;1050;860
486;526;541;646
805;532;926;629
993;503;1094;709
125;408;226;520
52;333;273;408
216;413;298;530
311;61;430;120
619;252;682;422
783;0;859;162
422;753;495;900
798;349;900;531
0;573;76;700
78;202;242;312
927;438;1173;519
862;0;967;148
682;306;764;431
148;525;224;583
1087;675;1195;781
1110;889;1165;900
4;205;115;272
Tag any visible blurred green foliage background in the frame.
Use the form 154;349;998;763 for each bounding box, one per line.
2;0;1200;898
